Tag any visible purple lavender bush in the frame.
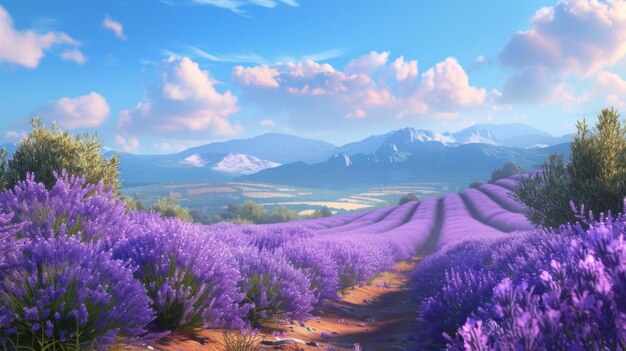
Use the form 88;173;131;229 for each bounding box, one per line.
233;245;314;324
113;213;246;331
0;236;154;350
456;216;626;350
0;172;131;250
280;240;340;303
413;229;572;349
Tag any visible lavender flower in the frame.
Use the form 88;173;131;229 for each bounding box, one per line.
0;236;154;349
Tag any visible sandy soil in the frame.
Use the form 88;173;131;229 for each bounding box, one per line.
118;258;420;351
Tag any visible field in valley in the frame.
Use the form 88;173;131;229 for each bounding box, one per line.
121;180;454;217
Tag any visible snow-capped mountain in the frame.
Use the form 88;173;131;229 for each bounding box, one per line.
211;153;280;176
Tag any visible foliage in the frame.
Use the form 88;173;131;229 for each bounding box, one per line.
0;237;154;350
112;214;246;331
233;246;314;324
4;118;120;192
222;326;264;351
151;195;193;222
307;206;333;219
469;181;483;189
0;172;132;250
122;193;146;212
489;162;523;183
399;193;419;206
214;201;300;224
456;211;626;350
516;108;626;227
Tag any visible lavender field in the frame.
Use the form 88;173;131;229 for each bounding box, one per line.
0;170;535;350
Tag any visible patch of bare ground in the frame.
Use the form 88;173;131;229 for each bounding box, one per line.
117;257;421;351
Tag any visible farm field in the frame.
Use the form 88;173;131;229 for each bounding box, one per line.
121;179;533;350
121;181;453;217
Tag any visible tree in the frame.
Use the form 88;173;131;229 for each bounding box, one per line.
515;108;626;227
152;195;193;222
489;162;524;183
469;181;483;189
239;201;267;223
399;193;419;206
5;118;120;191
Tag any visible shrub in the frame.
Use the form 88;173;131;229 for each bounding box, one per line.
222;326;264;351
0;172;131;250
112;214;246;331
0;237;154;350
458;218;626;350
280;241;340;303
5;118;120;191
489;162;523;183
151;195;193;222
516;108;626;227
413;230;571;349
308;206;333;219
399;193;419;206
233;246;314;324
469;181;483;189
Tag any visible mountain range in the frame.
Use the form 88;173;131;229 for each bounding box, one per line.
0;123;573;187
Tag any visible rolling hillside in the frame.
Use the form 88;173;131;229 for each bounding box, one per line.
276;176;533;253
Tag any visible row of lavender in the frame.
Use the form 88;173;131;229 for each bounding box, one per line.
412;178;626;350
0;172;436;350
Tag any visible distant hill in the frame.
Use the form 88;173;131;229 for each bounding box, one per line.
242;141;570;188
178;133;337;164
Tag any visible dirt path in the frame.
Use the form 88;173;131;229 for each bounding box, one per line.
121;257;421;351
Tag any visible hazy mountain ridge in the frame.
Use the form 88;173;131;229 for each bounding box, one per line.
1;123;573;187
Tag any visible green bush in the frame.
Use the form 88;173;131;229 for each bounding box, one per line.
4;118;120;191
489;162;523;183
469;181;483;189
515;108;626;227
399;193;419;206
152;195;193;222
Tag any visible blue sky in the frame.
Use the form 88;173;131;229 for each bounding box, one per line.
1;0;626;153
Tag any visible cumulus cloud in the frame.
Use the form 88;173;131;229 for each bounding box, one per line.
114;135;140;152
499;65;568;104
232;52;487;130
37;92;110;129
595;70;626;109
0;5;83;68
232;65;279;87
500;0;626;77
102;15;126;40
119;56;242;137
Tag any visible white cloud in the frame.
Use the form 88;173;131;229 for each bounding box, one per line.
232;52;487;131
102;15;126;39
0;5;83;68
391;56;418;81
120;56;242;137
232;65;279;87
37;92;110;129
500;0;626;77
60;49;86;65
114;135;140;152
190;0;298;13
499;65;567;104
259;118;275;127
595;70;626;109
4;130;27;141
